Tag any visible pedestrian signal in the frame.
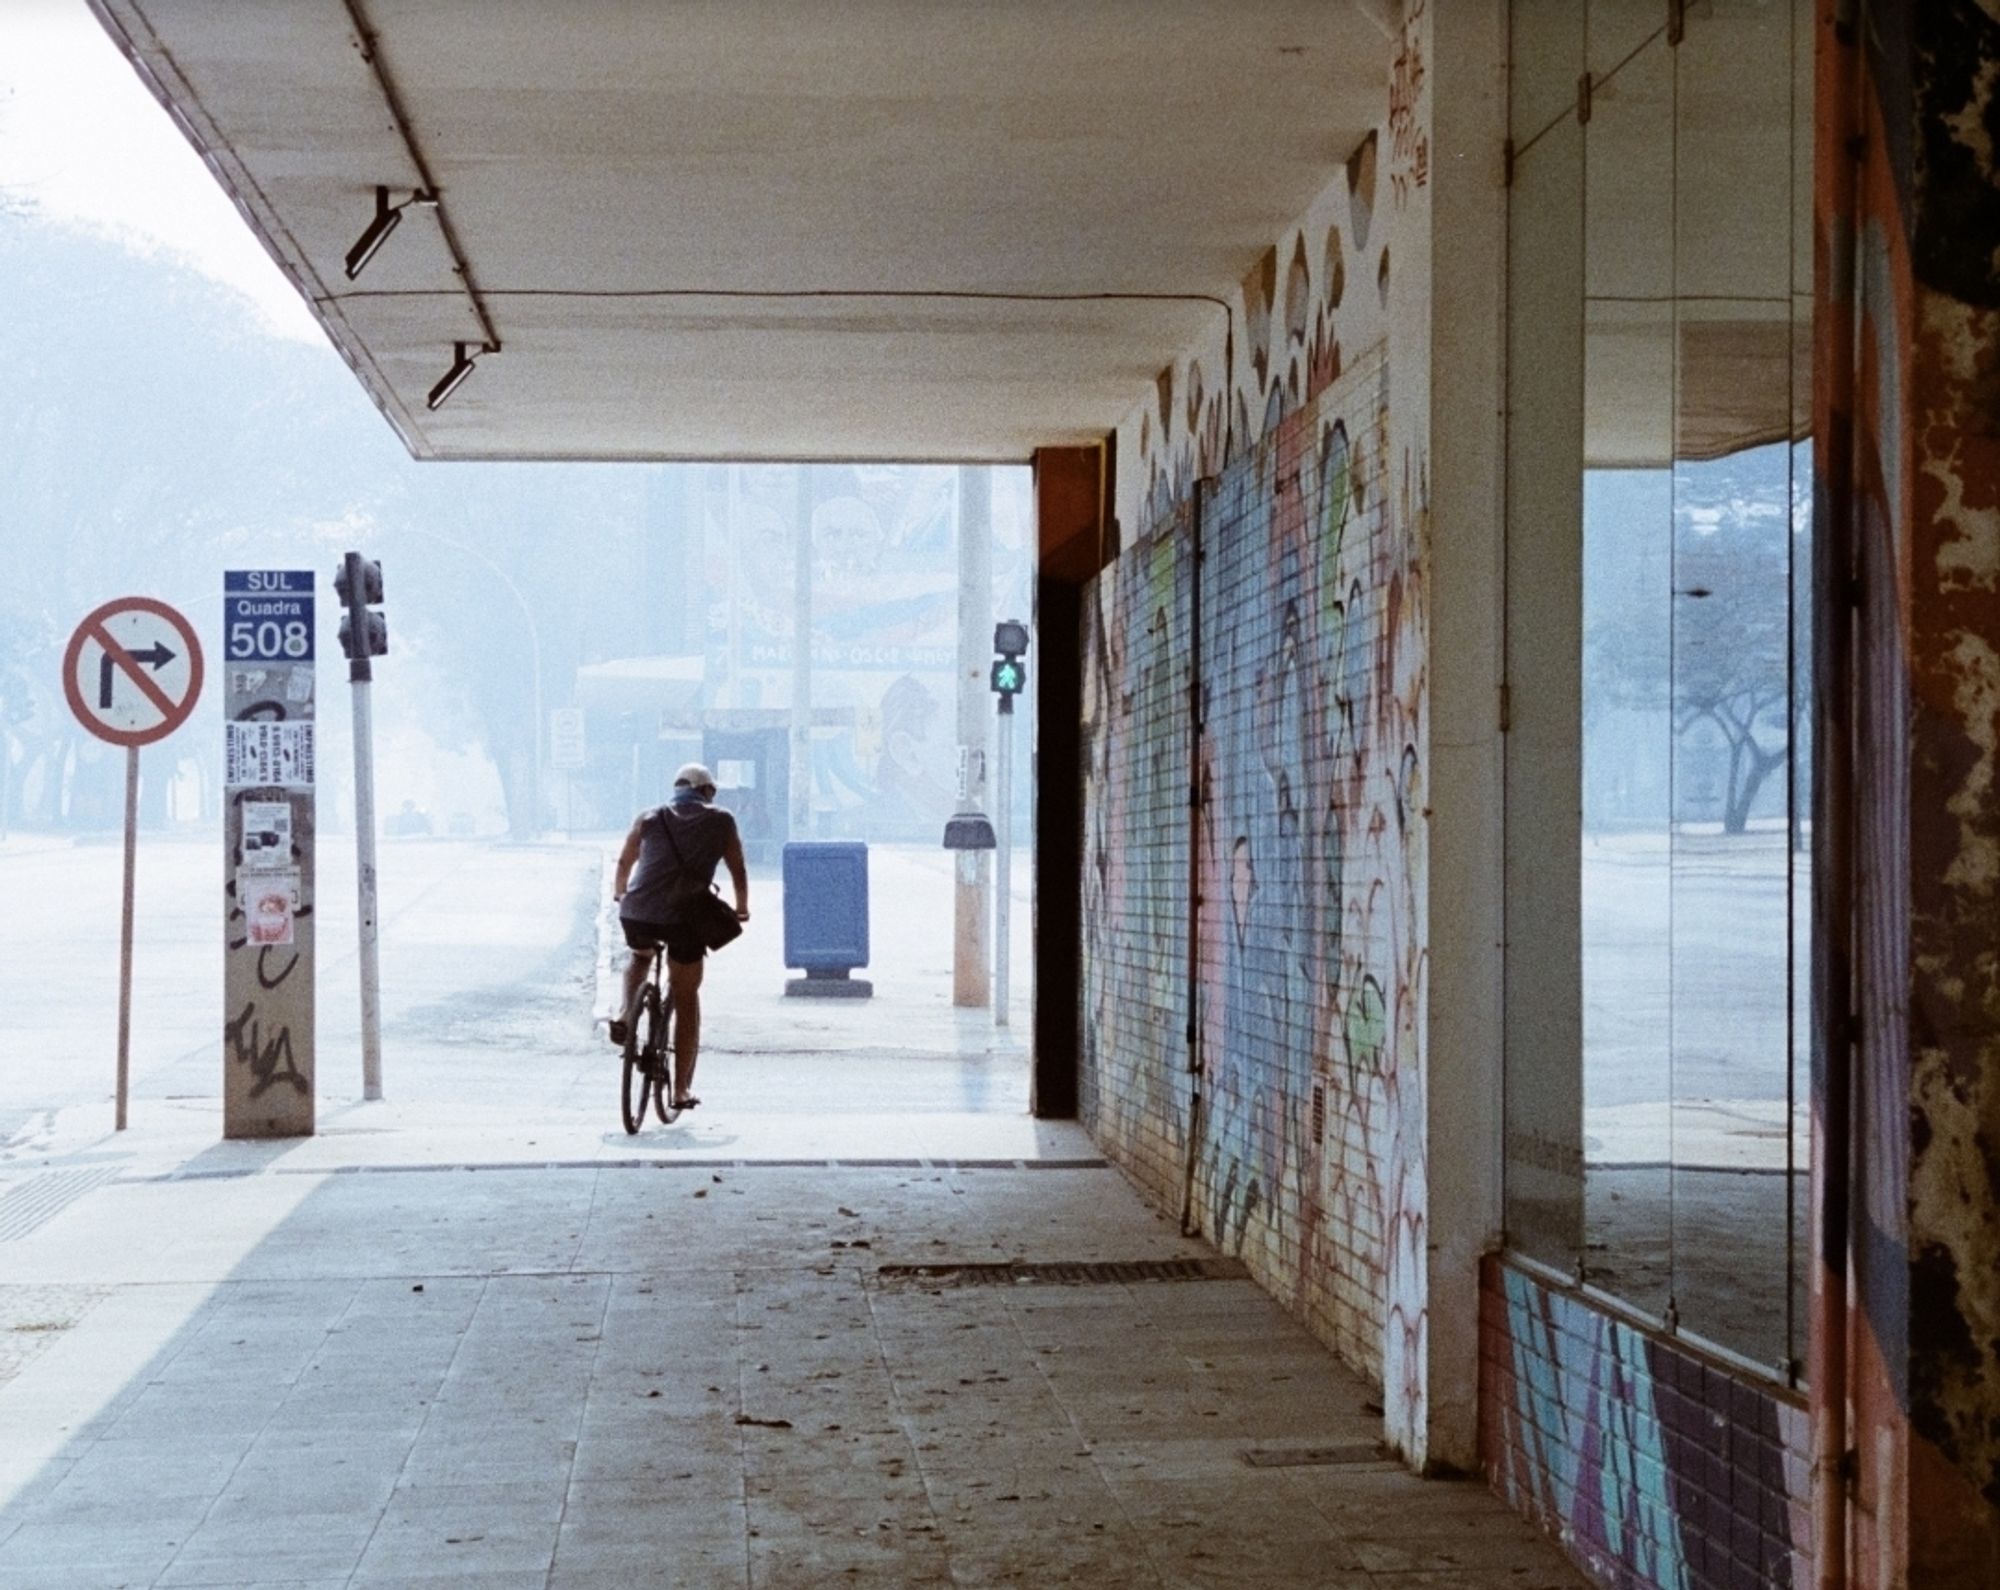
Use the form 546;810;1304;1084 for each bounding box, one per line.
334;553;387;662
991;618;1028;698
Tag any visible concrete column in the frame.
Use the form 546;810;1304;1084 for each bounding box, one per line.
1379;0;1508;1475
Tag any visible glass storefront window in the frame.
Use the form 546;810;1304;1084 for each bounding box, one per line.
1503;0;1813;1377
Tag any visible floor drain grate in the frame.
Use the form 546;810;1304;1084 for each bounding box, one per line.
1240;1443;1386;1469
876;1257;1249;1289
0;1168;119;1243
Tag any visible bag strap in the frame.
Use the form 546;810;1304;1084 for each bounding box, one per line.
656;808;685;867
656;808;721;896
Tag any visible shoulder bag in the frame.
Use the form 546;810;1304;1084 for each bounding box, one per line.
658;810;744;951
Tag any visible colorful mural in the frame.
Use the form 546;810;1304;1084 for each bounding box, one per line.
1481;1258;1811;1590
1084;343;1425;1407
1191;346;1417;1387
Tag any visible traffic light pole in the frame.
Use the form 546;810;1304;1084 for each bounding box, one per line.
987;619;1028;1032
994;694;1013;1030
340;551;384;1101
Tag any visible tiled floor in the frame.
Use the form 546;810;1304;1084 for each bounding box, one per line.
0;1155;1588;1588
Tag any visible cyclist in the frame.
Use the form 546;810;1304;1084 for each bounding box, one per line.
610;763;750;1109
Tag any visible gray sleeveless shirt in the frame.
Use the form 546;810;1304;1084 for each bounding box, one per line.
620;801;737;924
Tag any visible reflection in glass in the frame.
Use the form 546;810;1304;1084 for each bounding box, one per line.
1581;470;1672;1317
1579;30;1674;1320
1517;0;1813;1373
1668;441;1794;1366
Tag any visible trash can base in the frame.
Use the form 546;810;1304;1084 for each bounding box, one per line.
785;971;874;999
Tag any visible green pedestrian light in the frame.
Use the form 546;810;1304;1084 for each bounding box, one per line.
990;619;1029;699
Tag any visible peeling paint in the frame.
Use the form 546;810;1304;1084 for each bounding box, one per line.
1938;632;2000;892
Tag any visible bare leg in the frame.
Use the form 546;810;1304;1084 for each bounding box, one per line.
668;956;704;1103
619;948;654;1036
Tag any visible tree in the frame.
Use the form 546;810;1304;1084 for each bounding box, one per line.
1585;442;1803;835
1670;450;1797;834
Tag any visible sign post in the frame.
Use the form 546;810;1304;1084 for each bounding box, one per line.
335;553;387;1103
62;596;205;1131
222;571;316;1138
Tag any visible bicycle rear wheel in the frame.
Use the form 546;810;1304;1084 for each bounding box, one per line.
643;984;680;1124
620;983;663;1136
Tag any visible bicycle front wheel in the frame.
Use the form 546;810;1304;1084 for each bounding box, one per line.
642;984;679;1124
620;984;662;1136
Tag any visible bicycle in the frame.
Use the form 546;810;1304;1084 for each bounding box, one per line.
619;951;684;1135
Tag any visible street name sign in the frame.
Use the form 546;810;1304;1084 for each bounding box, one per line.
224;570;314;660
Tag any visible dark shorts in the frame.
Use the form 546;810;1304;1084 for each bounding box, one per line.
620;917;705;965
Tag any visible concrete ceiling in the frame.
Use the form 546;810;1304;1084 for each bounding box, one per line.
88;0;1394;463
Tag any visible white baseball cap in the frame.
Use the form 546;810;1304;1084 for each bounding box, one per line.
673;762;717;791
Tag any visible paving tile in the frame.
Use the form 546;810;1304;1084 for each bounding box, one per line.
746;1521;952;1589
155;1580;349;1589
0;1516;192;1568
0;1570;172;1590
552;1497;748;1585
549;1535;751;1590
350;1495;561;1581
944;1516;1165;1588
47;1435;250;1500
155;1536;372;1584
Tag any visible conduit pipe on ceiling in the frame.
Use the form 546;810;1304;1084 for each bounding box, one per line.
340;0;501;356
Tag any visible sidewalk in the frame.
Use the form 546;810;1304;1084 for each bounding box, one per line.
0;838;1585;1588
0;1132;1585;1589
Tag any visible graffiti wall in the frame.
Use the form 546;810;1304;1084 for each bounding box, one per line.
1083;12;1432;1418
1481;1258;1811;1590
1079;501;1192;1199
1190;346;1414;1382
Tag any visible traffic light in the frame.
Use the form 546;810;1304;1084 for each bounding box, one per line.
334;553;387;663
990;619;1028;698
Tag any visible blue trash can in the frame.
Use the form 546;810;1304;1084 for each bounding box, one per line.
781;842;872;998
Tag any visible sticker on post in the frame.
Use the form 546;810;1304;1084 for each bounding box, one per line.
226;721;315;788
244;869;299;946
240;801;293;869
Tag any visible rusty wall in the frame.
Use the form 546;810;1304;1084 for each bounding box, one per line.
1825;3;2000;1581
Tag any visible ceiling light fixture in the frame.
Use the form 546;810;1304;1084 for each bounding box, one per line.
425;341;486;411
343;185;438;280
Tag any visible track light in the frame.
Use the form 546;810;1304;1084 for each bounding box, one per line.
344;185;438;280
426;341;485;410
